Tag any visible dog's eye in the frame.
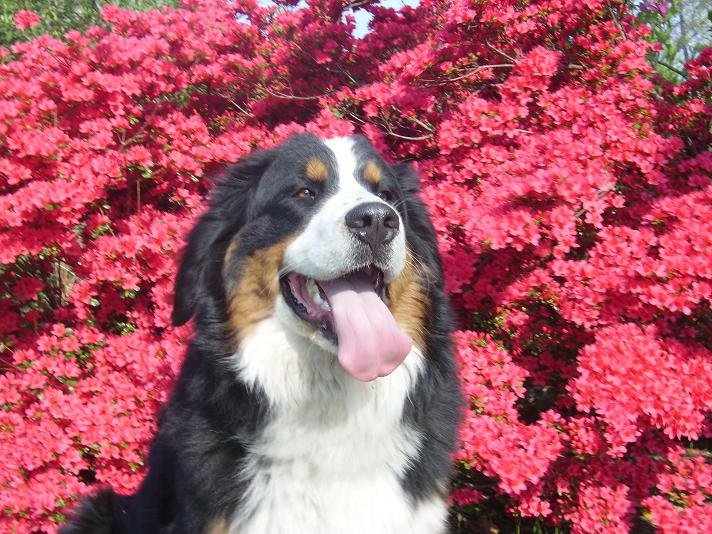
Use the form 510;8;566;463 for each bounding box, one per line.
295;188;315;199
377;190;393;203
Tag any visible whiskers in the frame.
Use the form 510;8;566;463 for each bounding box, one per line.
404;251;435;294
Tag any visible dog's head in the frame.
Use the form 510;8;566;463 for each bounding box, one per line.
173;133;437;381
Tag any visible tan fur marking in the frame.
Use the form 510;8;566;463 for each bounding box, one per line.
363;160;382;185
226;238;294;347
387;251;429;350
305;158;328;182
204;517;229;534
223;234;241;272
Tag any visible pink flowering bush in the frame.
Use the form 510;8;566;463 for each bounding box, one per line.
0;1;709;532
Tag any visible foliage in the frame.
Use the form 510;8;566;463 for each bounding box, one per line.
0;1;178;48
0;1;710;532
634;0;712;81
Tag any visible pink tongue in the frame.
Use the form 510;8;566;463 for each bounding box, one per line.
319;272;412;382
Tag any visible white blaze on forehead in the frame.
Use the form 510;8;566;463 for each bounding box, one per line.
322;136;362;193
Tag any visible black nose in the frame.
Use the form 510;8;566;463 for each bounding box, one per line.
345;202;399;251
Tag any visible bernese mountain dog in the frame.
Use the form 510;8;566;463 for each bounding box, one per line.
62;134;462;534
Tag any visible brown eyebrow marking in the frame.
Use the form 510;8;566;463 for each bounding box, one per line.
305;158;328;182
363;160;382;185
205;517;228;534
223;233;242;269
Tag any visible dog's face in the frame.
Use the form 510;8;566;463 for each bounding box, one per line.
173;134;431;381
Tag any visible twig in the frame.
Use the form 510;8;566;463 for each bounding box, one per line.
420;63;513;85
291;41;361;87
486;41;518;63
341;106;432;141
262;86;325;101
407;116;435;133
346;0;372;10
607;2;687;80
606;0;628;40
343;109;366;124
381;121;433;141
652;58;688;79
227;98;251;116
444;63;513;83
383;131;433;141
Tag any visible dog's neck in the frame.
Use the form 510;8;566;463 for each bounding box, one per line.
230;308;424;410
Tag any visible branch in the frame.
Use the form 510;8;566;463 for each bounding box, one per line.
486;41;518;63
420;63;513;85
339;107;432;141
443;63;513;83
382;130;433;141
606;0;628;40
262;86;325;101
290;41;361;87
345;0;373;10
407;116;435;133
381;119;433;141
652;58;689;79
343;109;366;124
227;98;251;116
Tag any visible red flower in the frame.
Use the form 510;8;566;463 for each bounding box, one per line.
13;10;41;30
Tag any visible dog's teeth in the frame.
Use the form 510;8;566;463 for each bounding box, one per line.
316;293;331;312
306;278;331;311
306;278;318;298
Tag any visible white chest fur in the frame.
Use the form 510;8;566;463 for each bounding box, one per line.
228;316;448;534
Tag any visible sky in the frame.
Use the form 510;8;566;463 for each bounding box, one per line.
351;0;420;38
258;0;420;39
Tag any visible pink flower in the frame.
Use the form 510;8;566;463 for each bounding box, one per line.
13;10;41;30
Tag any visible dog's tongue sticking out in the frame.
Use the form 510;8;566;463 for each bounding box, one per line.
319;272;412;382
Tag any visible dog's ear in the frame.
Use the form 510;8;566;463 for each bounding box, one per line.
389;162;443;277
389;162;422;228
391;162;421;195
172;149;276;326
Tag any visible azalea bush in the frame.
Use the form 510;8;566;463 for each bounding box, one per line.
0;1;709;532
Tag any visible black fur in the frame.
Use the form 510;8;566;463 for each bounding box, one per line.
60;489;129;534
388;163;463;500
62;133;462;533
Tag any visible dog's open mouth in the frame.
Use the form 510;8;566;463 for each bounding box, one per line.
281;265;384;338
280;265;412;382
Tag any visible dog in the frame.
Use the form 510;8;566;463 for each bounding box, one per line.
62;133;462;533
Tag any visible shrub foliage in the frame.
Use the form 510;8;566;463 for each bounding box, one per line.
0;1;709;532
0;1;179;48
